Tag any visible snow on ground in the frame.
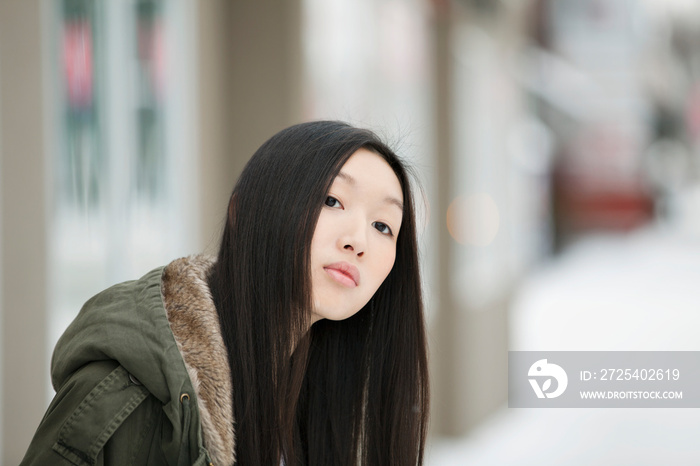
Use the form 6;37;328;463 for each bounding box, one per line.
427;226;700;465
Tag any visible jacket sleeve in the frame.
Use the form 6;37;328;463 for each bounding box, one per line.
19;360;160;466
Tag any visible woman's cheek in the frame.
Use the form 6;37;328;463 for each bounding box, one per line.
381;249;397;281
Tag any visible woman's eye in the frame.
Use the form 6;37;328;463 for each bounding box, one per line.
372;221;393;236
325;196;342;208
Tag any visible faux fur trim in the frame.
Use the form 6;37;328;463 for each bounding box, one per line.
161;255;235;466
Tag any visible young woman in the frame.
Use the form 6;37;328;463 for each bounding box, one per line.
21;121;430;466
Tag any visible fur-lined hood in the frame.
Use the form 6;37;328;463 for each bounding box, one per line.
162;255;235;465
50;255;235;465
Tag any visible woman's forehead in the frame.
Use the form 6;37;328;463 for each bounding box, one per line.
334;149;403;207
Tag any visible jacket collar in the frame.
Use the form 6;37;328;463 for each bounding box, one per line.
161;255;235;466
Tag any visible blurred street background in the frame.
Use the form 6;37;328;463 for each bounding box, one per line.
2;0;700;464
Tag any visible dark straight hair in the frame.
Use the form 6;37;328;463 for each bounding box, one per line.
208;121;429;465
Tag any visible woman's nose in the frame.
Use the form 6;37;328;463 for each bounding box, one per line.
339;223;366;257
343;243;364;257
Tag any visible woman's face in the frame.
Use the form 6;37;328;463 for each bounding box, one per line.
309;148;404;323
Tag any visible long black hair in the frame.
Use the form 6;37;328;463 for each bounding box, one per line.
208;121;429;465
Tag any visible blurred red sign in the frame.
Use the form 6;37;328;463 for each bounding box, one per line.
63;20;93;109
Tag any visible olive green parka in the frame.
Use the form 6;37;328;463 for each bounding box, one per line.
20;256;236;466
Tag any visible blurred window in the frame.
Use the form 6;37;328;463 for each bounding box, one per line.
49;0;195;361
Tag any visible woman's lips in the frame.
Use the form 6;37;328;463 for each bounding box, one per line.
324;262;360;288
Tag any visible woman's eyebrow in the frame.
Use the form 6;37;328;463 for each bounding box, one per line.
337;171;404;212
385;197;404;212
336;171;356;184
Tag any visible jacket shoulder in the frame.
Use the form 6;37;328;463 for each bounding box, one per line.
21;360;160;466
50;265;174;402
